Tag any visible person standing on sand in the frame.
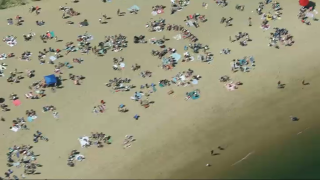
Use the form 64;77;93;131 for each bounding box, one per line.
117;9;120;16
211;150;214;155
248;17;252;26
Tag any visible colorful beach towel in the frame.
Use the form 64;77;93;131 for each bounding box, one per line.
27;116;37;122
170;53;182;61
50;31;55;38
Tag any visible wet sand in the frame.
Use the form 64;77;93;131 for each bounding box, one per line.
0;0;320;179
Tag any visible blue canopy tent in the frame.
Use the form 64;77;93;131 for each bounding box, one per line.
44;74;57;86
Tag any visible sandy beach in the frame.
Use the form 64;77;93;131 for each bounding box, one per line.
1;0;320;179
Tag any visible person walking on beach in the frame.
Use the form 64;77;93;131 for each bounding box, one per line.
302;80;309;85
103;14;108;21
117;9;120;16
211;150;214;155
248;17;252;26
277;81;284;88
218;146;224;150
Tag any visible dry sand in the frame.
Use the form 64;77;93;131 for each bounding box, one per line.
0;0;320;179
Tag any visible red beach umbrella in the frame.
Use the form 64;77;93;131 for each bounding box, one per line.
299;0;310;6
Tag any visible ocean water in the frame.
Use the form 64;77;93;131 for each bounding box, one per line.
219;127;320;179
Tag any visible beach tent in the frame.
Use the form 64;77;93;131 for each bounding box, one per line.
44;74;57;85
299;0;309;6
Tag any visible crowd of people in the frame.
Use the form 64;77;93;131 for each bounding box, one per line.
0;0;313;178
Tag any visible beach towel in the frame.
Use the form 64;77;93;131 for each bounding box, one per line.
10;126;19;132
49;56;57;61
75;154;85;161
192;79;198;85
157;9;164;14
27;116;33;122
136;93;143;99
197;54;203;60
187;20;194;26
153;86;157;92
239;59;246;65
107;137;113;144
7;40;17;47
128;5;140;11
27;116;37;122
266;16;272;21
12;162;20;167
155;26;162;32
225;83;237;91
187;91;200;100
172;77;177;83
170;53;182;61
50;31;55;38
104;42;112;47
151;11;157;16
0;54;7;60
191;94;200;100
78;136;90;148
261;24;270;30
120;62;125;69
87;35;94;41
306;12;315;18
13;99;21;106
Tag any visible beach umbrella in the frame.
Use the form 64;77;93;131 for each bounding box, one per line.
299;0;309;7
